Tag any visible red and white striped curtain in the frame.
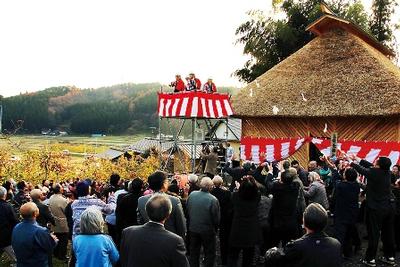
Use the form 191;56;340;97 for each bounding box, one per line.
311;138;400;165
158;92;233;118
240;137;307;164
241;136;400;165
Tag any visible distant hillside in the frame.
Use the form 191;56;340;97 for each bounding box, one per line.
0;84;238;134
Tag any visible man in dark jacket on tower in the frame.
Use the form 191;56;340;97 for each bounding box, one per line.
349;156;396;266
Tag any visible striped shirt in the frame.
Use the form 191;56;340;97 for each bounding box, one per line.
71;195;115;237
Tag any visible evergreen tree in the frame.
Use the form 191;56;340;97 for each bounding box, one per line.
234;0;370;83
369;0;398;45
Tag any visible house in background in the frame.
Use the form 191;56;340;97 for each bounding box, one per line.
95;148;132;162
127;118;242;173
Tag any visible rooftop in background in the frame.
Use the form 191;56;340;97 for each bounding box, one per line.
126;137;215;160
306;3;395;58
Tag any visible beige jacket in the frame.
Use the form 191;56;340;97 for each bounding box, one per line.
48;194;69;233
201;151;219;175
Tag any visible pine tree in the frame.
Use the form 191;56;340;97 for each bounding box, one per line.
369;0;397;45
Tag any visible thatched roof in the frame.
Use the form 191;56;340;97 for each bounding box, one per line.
233;12;400;118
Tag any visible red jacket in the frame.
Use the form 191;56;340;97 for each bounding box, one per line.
203;82;216;93
194;78;201;90
175;79;185;92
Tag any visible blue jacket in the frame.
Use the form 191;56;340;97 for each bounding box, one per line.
73;234;119;267
12;219;56;267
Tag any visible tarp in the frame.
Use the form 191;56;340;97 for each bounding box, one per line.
240;136;400;165
158;92;233;118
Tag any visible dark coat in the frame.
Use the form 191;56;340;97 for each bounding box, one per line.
116;192;141;231
13;191;28;207
64;201;73;239
137;193;186;238
392;186;400;215
0;199;19;248
298;168;309;187
223;164;248;192
33;200;55;228
270;181;300;230
211;186;232;226
269;232;342;267
351;160;393;209
120;222;189;267
188;183;200;195
333;181;360;223
229;191;261;247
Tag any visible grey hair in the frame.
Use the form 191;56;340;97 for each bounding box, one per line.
80;207;104;234
212;176;223;187
188;173;198;183
0;186;7;199
145;193;172;222
200;177;213;192
30;189;42;201
308;171;321;182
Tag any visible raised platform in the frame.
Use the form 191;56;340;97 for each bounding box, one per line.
158;92;234;119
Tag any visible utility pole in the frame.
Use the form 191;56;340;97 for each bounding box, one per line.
0;104;3;134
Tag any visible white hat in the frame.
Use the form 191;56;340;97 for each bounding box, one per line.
188;173;198;183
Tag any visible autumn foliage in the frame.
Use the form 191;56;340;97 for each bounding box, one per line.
0;146;159;185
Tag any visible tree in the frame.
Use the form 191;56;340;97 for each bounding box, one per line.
234;0;370;83
369;0;398;45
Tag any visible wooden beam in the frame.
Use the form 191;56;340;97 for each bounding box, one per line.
397;117;400;142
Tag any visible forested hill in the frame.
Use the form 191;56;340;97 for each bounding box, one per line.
0;84;238;134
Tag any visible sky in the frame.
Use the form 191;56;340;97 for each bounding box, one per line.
0;0;399;97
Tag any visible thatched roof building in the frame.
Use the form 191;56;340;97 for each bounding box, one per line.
233;13;399;117
232;3;400;166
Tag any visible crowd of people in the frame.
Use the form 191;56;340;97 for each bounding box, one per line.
169;73;217;93
1;151;400;267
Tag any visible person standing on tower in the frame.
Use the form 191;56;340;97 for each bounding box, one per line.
170;75;185;93
186;73;201;91
202;78;217;93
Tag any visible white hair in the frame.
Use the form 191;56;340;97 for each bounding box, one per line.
200;177;213;192
212;176;223;187
188;173;198;183
0;186;7;199
308;171;321;182
80;207;104;234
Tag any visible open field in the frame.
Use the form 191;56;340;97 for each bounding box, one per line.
0;134;146;160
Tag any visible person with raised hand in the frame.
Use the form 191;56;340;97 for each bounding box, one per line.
347;154;396;267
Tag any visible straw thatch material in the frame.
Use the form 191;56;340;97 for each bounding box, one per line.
232;28;400;117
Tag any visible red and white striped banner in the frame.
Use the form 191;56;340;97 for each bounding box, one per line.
311;138;400;165
158;92;234;118
240;137;307;164
241;136;400;165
